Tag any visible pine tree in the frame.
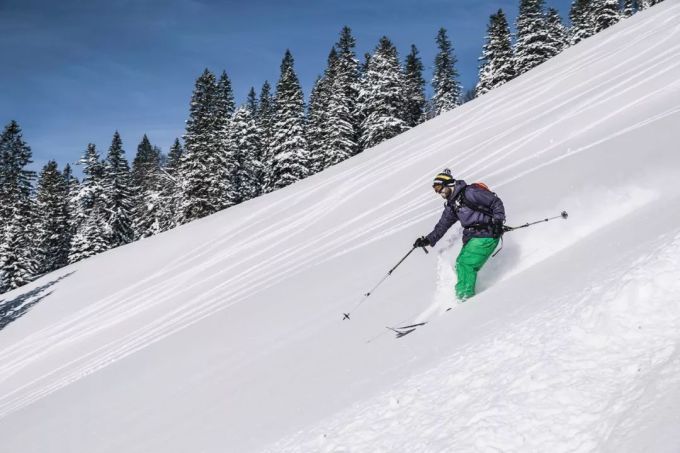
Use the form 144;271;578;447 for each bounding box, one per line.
638;0;652;9
307;76;328;174
358;36;409;149
403;45;426;127
514;0;554;75
323;74;356;167
476;9;516;96
63;164;80;250
212;71;237;208
1;204;36;292
246;87;258;116
179;69;219;223
333;26;361;154
103;131;135;247
270;50;309;190
360;52;371;76
622;0;637;17
570;0;596;45
307;49;338;174
167;138;184;173
159;138;183;231
0;121;34;240
258;81;275;193
432;28;462;115
69;144;110;264
0;121;36;291
131;134;163;238
35;161;71;274
215;71;236;120
229;107;264;201
592;0;621;32
545;8;569;57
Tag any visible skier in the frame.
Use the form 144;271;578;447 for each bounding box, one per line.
414;169;506;302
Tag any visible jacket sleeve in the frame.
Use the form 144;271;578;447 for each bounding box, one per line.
426;204;459;246
488;193;505;223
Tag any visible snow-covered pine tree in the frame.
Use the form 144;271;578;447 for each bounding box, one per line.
0;121;37;291
131;134;163;238
360;52;371;76
0;203;36;292
358;36;410;149
476;9;516;96
323;74;356;168
213;71;237;208
333;26;361;155
622;0;637;17
215;71;236;120
307;49;338;174
246;87;258;116
270;50;310;190
545;8;569;57
179;69;219;223
258;81;275;193
63;164;80;252
158;138;183;231
432;28;462;115
0;121;34;240
69;144;110;264
35;161;71;274
307;76;328;174
103;131;135;247
403;45;426;128
570;0;596;45
514;0;555;75
592;0;621;32
229;107;264;201
638;0;652;9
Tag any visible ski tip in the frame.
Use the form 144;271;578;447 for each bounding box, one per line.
395;328;416;338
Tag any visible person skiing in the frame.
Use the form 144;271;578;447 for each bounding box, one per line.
414;169;506;302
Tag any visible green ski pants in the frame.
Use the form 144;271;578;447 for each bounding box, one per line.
455;237;500;301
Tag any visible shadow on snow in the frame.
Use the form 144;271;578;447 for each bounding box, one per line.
0;271;75;332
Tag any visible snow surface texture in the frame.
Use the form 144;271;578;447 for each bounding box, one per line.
1;2;680;452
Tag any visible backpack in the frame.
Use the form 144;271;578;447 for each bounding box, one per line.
454;182;495;217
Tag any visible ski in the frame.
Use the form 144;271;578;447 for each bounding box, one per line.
386;322;427;338
394;322;427;330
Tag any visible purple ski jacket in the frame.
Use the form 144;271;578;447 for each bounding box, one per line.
426;180;506;246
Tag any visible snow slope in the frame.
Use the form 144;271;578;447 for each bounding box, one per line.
2;2;680;452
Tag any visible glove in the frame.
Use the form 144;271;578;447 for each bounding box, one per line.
413;236;431;248
491;219;505;237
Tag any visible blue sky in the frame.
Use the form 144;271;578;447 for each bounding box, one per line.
0;0;572;173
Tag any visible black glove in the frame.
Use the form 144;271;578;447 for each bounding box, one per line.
413;236;431;248
491;219;505;237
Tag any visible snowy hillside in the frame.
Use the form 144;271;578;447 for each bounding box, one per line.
2;2;680;452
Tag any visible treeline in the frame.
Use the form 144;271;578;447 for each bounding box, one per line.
0;0;664;293
476;0;663;94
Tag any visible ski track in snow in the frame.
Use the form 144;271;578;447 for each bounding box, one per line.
264;232;680;453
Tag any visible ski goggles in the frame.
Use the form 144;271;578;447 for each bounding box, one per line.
433;183;453;198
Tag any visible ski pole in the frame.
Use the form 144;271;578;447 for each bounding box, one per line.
504;210;568;232
342;245;428;320
492;211;568;258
